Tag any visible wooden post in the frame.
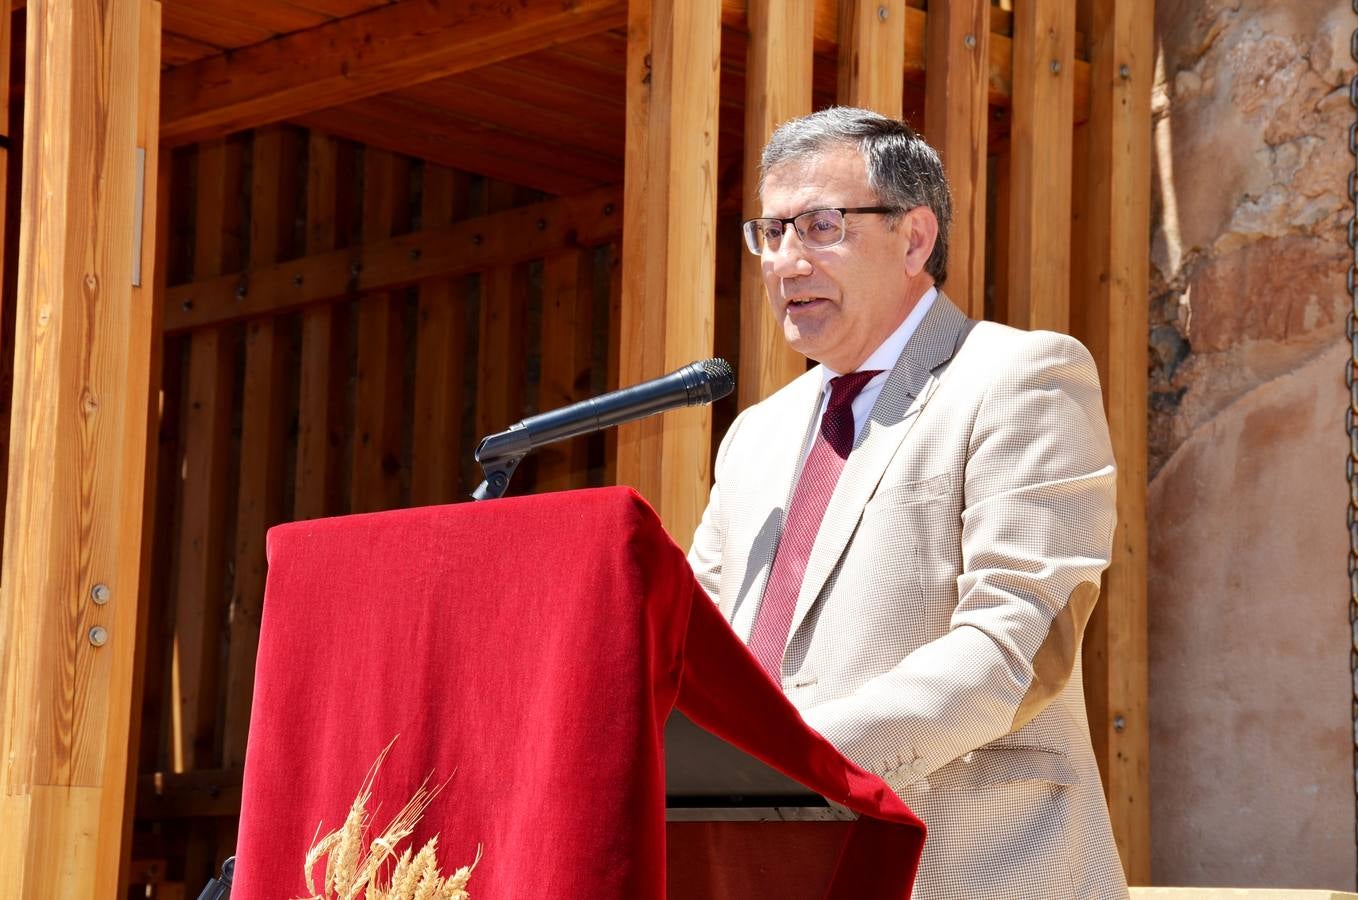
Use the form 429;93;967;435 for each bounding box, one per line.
923;0;989;319
170;139;241;777
221;127;297;768
1006;0;1074;332
474;180;531;448
0;0;162;894
294;132;347;520
1074;0;1152;881
537;249;594;491
618;0;720;542
836;0;906;117
738;0;812;409
411;165;470;506
350;149;409;513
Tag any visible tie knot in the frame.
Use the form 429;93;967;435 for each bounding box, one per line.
827;370;882;411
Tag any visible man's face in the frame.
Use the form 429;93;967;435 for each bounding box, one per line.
759;145;934;373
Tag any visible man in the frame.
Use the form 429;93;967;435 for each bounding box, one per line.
688;107;1128;899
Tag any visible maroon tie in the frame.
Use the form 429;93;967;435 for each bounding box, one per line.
748;370;882;678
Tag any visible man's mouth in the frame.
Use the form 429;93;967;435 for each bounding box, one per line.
786;297;827;308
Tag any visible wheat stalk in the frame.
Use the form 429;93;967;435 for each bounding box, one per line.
296;738;479;900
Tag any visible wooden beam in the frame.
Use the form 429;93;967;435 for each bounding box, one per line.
1005;0;1074;331
164;185;622;334
617;0;720;540
836;0;905;116
718;0;1092;116
293;133;347;520
738;0;812;410
1074;0;1152;882
0;0;162;893
924;0;989;319
295;97;617;196
474;182;531;447
160;0;628;145
121;122;174;900
221;128;297;769
350;150;409;513
136;768;242;820
410;164;470;506
170;140;241;778
536;249;594;491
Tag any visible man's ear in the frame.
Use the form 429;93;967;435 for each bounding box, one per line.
902;207;939;278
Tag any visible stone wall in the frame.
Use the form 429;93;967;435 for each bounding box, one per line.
1147;0;1355;887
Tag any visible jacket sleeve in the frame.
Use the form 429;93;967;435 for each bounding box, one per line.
799;331;1117;785
687;407;748;604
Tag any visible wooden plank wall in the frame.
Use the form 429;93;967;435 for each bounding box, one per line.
131;127;618;893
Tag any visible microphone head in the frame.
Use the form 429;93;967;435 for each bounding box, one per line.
698;358;735;403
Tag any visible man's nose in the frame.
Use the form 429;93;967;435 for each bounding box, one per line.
765;231;813;278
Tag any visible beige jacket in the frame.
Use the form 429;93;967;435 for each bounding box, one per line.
689;293;1129;900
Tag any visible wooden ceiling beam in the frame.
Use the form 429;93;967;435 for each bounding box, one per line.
160;0;628;145
295;98;618;194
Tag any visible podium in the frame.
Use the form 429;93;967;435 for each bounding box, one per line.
232;487;924;898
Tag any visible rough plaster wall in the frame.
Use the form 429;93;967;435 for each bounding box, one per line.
1148;0;1355;887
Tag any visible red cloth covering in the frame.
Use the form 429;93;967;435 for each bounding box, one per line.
233;487;924;898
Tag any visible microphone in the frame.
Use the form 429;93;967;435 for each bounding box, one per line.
475;358;735;466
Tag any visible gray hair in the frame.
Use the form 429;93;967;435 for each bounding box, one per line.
759;107;953;285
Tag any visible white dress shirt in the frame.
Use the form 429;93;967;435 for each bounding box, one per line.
800;286;938;466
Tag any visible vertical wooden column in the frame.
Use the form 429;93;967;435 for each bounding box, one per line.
738;0;812;409
923;0;989;319
836;0;906;116
537;249;594;491
411;165;469;506
221;127;296;768
350;150;408;513
294;132;345;521
474;180;529;446
1006;0;1075;332
170;140;240;776
1074;0;1153;882
619;0;721;541
0;0;162;894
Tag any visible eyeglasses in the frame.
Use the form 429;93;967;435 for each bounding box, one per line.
740;206;901;255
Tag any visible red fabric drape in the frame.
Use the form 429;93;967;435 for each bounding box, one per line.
233;487;924;898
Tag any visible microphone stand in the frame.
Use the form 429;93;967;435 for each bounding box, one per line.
471;453;523;501
471;358;734;501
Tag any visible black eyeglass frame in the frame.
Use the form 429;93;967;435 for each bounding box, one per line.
740;206;902;255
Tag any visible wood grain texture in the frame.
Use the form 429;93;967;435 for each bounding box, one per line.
293;132;347;521
1005;0;1074;332
296;98;618;196
0;0;162;893
160;0;628;145
170;140;241;779
617;0;719;542
536;249;594;492
923;0;989;319
410;164;469;506
738;0;812;410
473;181;531;450
350;149;409;513
164;185;622;333
1073;0;1152;882
718;0;1091;112
221;127;297;768
835;0;905;116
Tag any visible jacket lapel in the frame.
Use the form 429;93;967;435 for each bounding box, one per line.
785;293;970;644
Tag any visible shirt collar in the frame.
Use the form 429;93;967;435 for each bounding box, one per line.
820;286;939;388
